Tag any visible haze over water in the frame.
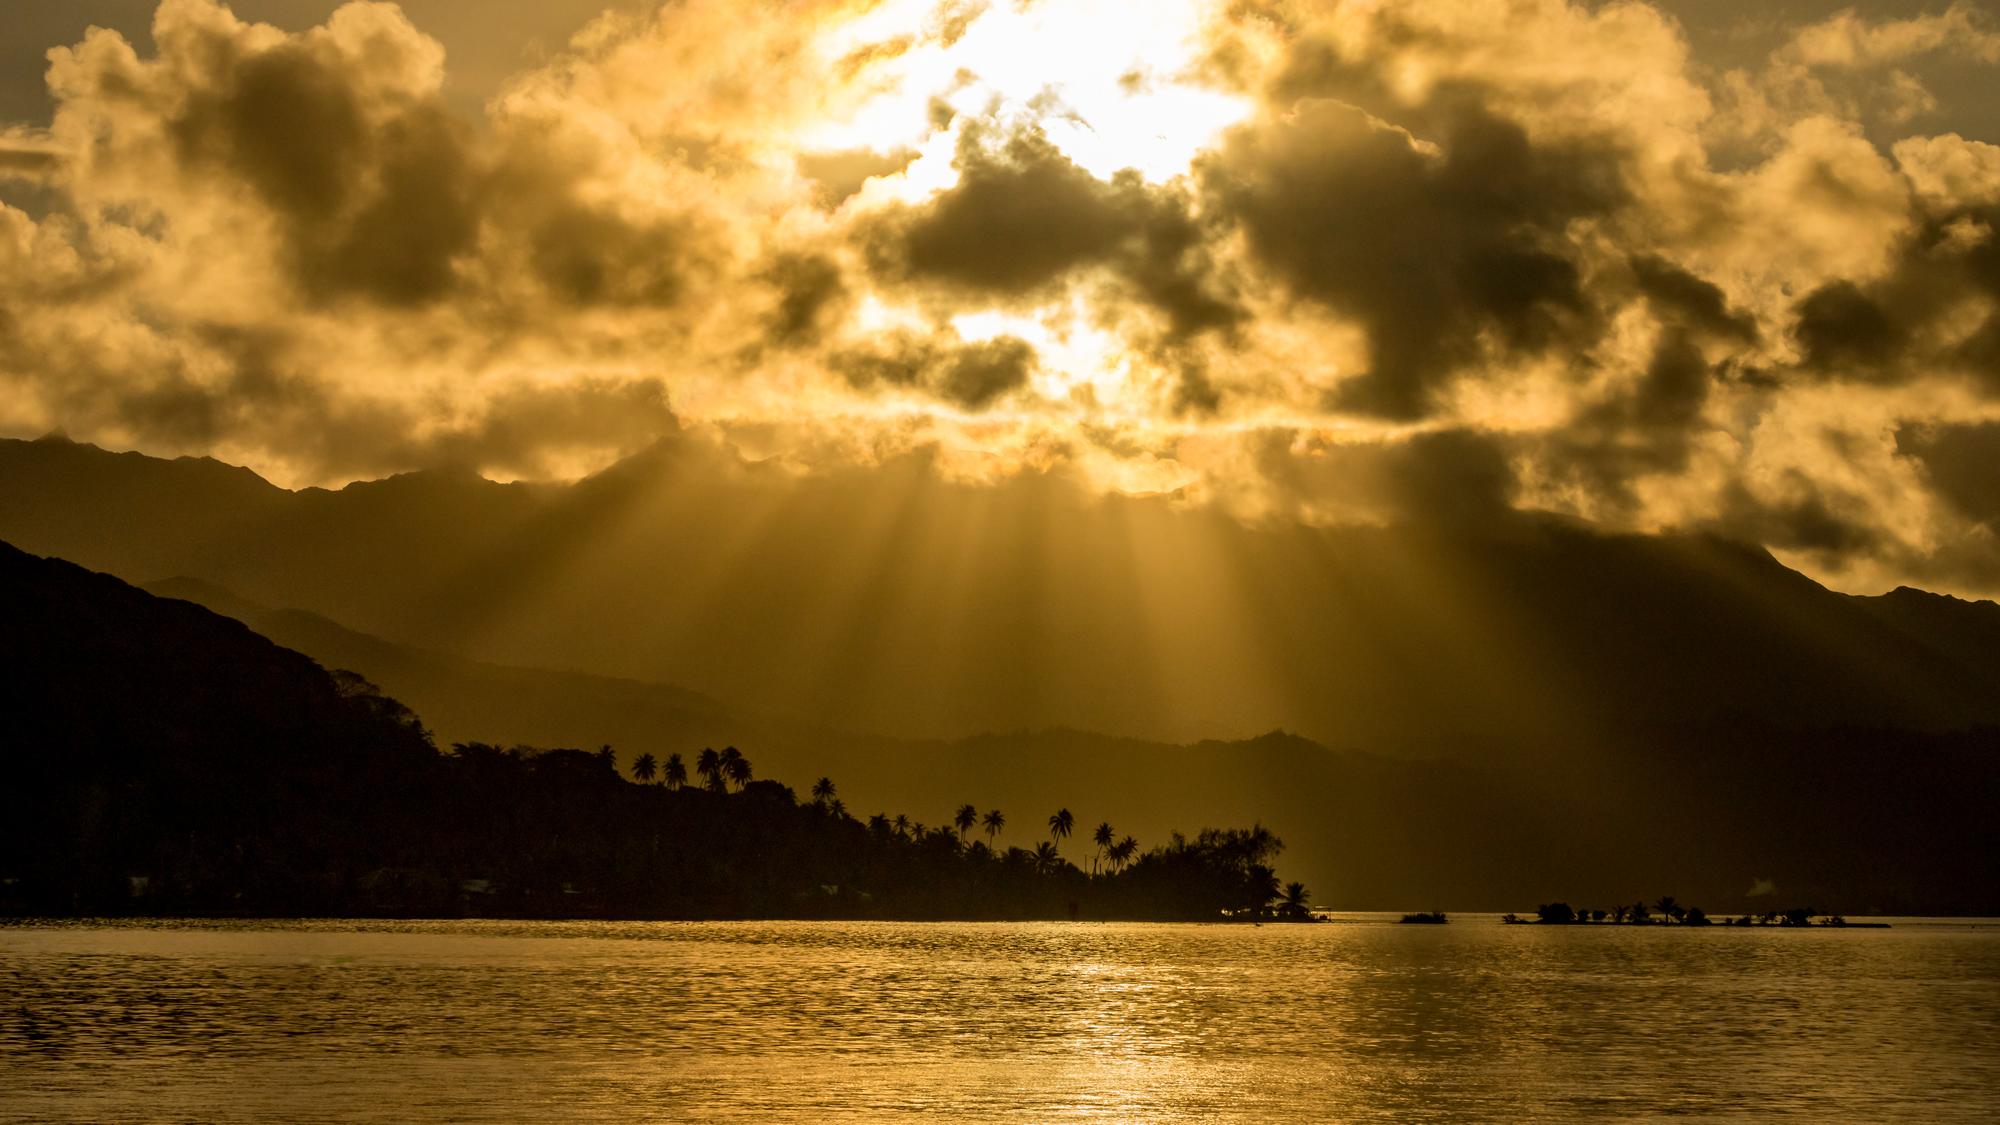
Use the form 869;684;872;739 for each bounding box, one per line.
4;918;1997;1122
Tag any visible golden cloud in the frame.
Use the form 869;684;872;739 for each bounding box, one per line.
3;0;2000;594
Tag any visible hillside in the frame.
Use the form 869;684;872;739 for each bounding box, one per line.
0;540;440;912
0;542;1323;920
7;434;2000;753
104;569;2000;913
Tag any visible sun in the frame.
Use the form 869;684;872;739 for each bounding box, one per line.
781;0;1250;430
801;0;1251;188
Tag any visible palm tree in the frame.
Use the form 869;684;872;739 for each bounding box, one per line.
1612;904;1630;924
1109;836;1137;872
720;746;751;790
892;813;911;839
982;808;1006;848
1091;822;1114;874
828;797;846;819
953;803;977;840
1047;808;1073;849
664;752;687;790
1654;896;1679;925
811;777;836;807
1281;881;1311;919
596;745;617;772
868;813;891;836
1035;841;1063;875
695;747;722;792
1246;864;1281;919
630;752;658;784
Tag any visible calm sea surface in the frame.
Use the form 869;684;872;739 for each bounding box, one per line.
2;916;1996;1122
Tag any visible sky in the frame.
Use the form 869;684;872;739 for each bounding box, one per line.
3;0;2000;597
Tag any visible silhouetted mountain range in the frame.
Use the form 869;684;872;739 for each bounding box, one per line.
3;431;1997;910
3;541;1317;920
7;432;2000;750
0;540;440;910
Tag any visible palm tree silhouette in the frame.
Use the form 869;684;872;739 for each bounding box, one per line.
1247;864;1281;919
1091;821;1114;874
982;808;1006;849
1047;808;1073;850
720;746;751;791
1032;841;1062;876
1281;881;1310;918
892;813;911;839
953;803;977;841
1109;836;1137;872
695;747;722;791
811;777;836;806
664;752;687;790
827;797;846;819
631;752;658;784
1654;896;1679;924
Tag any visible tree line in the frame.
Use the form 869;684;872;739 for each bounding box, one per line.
3;678;1317;921
1504;898;1852;926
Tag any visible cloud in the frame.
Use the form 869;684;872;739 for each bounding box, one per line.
6;0;2000;598
1201;99;1619;418
797;145;920;207
1783;4;2000;70
0;128;62;181
832;328;1037;411
858;118;1239;413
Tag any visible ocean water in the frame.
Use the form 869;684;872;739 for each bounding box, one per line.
2;916;1996;1122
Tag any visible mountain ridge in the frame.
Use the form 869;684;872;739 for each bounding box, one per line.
6;434;2000;752
6;540;1995;911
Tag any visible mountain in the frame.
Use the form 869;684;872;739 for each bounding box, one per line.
126;563;2000;915
0;540;440;911
5;541;1319;921
6;433;2000;754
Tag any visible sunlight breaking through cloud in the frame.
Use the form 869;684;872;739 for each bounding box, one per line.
4;0;2000;595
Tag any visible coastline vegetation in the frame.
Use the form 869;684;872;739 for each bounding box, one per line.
5;700;1319;922
1501;901;1878;927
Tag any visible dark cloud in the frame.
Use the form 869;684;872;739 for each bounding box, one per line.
1897;421;2000;528
832;330;1037;410
761;253;848;347
868;124;1241;335
1710;477;1883;558
419;377;682;474
1532;329;1718;516
1256;426;1518;525
1781;204;2000;392
478;129;694;310
938;335;1036;408
165;39;479;307
522;203;685;308
1961;313;2000;392
1629;255;1759;344
871;125;1131;295
1792;279;1906;372
1201;100;1621;419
